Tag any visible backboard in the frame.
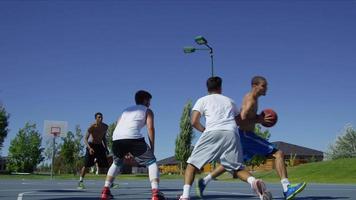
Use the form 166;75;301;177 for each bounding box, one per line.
44;120;68;137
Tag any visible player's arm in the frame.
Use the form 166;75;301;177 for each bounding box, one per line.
85;127;95;154
146;109;155;152
191;110;205;132
102;125;109;154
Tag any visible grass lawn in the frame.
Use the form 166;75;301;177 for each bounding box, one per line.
213;158;356;184
1;158;355;184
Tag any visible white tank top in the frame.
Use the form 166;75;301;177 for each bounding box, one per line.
112;105;147;140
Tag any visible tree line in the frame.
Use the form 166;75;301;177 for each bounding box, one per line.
0;103;356;174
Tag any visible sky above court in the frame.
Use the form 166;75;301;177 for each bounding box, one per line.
1;1;356;160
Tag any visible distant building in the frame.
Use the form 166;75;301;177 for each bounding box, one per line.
251;141;324;171
157;141;324;174
272;141;323;161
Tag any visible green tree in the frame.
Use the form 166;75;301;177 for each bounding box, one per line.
327;125;356;160
8;123;44;172
245;124;271;170
175;101;194;174
59;125;83;174
107;122;117;152
0;104;10;153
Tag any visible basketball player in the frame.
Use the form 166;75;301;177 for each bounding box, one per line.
178;76;272;200
78;112;109;189
197;76;306;200
100;90;166;200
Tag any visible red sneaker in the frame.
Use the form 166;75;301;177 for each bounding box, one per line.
101;186;114;200
152;189;166;200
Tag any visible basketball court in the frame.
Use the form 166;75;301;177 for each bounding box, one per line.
0;178;355;200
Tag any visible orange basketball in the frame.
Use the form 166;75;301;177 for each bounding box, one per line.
261;109;278;127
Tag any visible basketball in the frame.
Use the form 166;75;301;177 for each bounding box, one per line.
260;109;278;127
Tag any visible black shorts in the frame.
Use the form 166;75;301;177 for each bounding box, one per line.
84;143;109;168
112;138;156;166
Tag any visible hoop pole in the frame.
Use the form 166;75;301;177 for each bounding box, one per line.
51;135;56;180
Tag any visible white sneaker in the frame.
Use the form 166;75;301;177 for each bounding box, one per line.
252;179;273;200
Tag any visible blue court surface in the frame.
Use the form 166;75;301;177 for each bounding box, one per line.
0;179;355;200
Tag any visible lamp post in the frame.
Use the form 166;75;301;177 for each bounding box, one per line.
183;36;214;77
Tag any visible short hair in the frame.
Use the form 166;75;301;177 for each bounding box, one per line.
135;90;152;105
206;76;222;92
251;76;267;86
95;112;103;119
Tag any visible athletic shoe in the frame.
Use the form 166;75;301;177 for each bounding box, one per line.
177;195;190;200
252;179;273;200
110;182;119;189
77;181;85;189
152;189;166;200
101;186;114;200
195;178;206;199
283;182;307;200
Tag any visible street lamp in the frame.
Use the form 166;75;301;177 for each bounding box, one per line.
183;36;215;77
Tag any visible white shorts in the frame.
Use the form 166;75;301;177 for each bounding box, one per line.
187;130;243;172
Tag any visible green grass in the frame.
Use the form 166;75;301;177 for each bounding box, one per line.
1;158;356;184
0;173;184;181
215;158;356;184
0;173;150;180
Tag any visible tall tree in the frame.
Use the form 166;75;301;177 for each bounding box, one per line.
107;122;117;153
59;125;84;174
327;125;356;160
244;124;271;170
8;123;44;172
0;104;10;153
61;131;77;174
175;101;194;174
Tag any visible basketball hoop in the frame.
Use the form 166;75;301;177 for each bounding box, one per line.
44;120;68;137
51;127;61;137
43;120;68;179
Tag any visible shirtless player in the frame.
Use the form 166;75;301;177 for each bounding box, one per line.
78;112;109;189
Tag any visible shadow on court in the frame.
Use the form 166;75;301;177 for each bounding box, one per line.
292;197;350;200
46;198;99;200
273;197;350;200
202;194;256;199
35;189;85;193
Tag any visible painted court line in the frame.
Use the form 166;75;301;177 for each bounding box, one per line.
17;191;34;200
208;190;254;196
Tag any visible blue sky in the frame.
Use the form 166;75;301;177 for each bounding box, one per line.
1;1;355;160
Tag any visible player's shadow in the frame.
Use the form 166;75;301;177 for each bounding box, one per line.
199;194;256;199
38;189;85;193
298;197;350;200
160;188;183;192
50;198;99;200
274;197;350;200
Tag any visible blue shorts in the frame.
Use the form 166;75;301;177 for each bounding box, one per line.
239;129;278;162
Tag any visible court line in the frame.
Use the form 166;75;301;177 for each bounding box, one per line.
17;191;33;200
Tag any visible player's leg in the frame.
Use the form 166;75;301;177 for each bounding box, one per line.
78;147;95;189
243;129;306;200
196;165;226;198
219;130;272;200
179;164;199;200
101;159;122;200
101;140;125;200
181;130;228;200
234;169;272;200
133;138;166;200
272;150;306;200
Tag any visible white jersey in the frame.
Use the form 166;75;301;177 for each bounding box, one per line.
112;105;148;140
192;93;239;133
